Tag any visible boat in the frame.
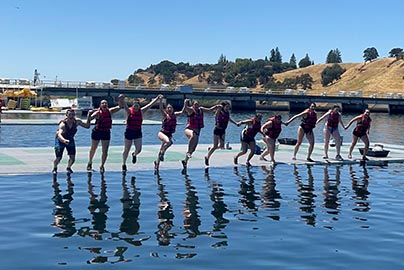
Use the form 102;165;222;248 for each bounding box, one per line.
359;144;390;157
278;137;297;145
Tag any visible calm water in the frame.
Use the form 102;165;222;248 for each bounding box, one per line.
1;111;404;269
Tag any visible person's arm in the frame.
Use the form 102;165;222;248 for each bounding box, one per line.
338;112;345;128
260;120;272;134
77;110;92;128
237;118;253;126
316;110;331;125
141;94;163;114
174;99;187;116
109;94;125;114
183;99;193;115
200;104;220;112
229;115;239;126
285;109;308;125
56;122;69;144
344;115;361;129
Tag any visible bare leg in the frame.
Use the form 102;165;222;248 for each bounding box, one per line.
267;137;276;162
88;139;100;166
293;127;305;160
67;154;75;169
361;135;370;159
53;156;62;170
246;141;256;164
206;134;220;161
323;128;330;158
348;136;359;159
122;138;133;166
260;136;270;160
332;130;342;157
234;142;248;164
306;132;315;160
100;139;110;169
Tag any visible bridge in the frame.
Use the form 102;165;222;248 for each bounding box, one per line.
2;79;404;113
38;86;404;113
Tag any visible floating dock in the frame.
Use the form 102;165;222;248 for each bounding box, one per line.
0;143;403;175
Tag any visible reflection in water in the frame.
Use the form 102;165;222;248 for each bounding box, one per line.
350;165;370;213
205;168;229;248
183;175;201;238
155;173;174;246
323;165;341;215
260;165;281;221
120;175;140;236
78;172;109;240
51;174;76;237
234;166;260;214
294;165;317;226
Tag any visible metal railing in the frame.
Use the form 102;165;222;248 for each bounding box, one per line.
1;78;403;100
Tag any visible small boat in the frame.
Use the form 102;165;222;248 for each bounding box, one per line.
278;137;297;145
359;144;390;157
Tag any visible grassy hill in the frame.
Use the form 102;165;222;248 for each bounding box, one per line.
272;58;404;96
134;58;404;97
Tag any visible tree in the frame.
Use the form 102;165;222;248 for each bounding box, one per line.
296;74;313;90
269;47;282;63
363;47;379;62
321;64;346;86
218;54;228;65
298;54;312;68
389;48;403;59
326;49;342;63
289;54;297;68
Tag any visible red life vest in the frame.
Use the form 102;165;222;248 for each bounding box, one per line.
327;110;340;128
161;113;177;134
126;107;143;131
245;118;261;139
95;108;112;131
301;110;317;130
216;110;230;129
265;117;282;139
187;107;204;129
354;114;371;134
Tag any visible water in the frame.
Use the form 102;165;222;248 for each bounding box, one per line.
1;111;404;269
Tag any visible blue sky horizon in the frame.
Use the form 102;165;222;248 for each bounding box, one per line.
1;0;403;83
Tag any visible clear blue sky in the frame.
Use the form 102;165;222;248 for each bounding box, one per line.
1;0;403;83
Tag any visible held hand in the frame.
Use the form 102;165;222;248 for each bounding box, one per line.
64;139;70;145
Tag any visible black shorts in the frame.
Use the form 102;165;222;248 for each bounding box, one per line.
213;127;226;137
240;131;255;144
125;129;142;140
300;124;313;134
353;130;366;138
91;128;111;141
160;130;173;138
54;138;76;157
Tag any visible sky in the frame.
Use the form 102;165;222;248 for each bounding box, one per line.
1;0;403;83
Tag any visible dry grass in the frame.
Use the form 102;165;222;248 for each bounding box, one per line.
135;58;404;96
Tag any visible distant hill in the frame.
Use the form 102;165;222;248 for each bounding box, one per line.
133;58;404;96
272;58;404;96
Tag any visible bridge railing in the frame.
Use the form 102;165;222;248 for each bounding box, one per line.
1;78;403;99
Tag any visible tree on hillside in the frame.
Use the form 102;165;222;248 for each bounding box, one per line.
289;54;297;68
298;54;312;68
363;47;379;62
128;74;144;85
218;54;228;65
321;64;346;86
269;47;282;63
389;48;404;60
326;48;342;63
296;74;313;90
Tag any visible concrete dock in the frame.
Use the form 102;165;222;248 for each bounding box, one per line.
1;142;403;175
